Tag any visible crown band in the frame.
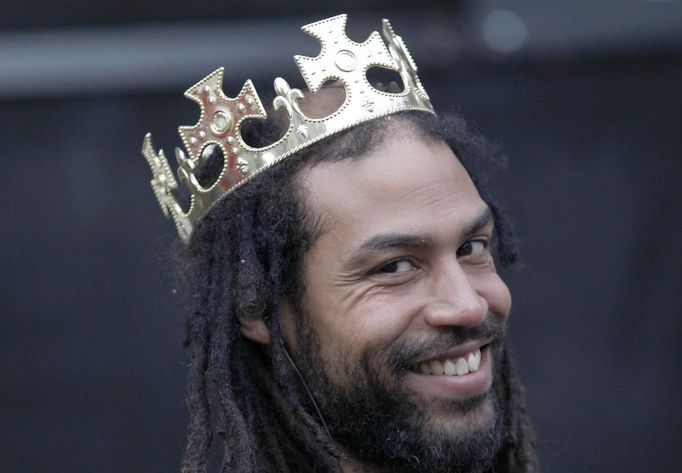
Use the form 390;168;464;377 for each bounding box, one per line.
142;14;435;243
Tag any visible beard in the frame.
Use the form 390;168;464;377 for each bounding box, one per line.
291;312;508;473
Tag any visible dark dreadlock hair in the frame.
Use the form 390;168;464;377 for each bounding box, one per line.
177;110;538;473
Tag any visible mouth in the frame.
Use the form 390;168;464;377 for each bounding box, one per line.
404;340;494;400
412;346;483;376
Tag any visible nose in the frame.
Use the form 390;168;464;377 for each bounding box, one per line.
422;259;488;328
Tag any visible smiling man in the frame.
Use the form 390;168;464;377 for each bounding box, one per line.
142;15;537;473
269;119;525;473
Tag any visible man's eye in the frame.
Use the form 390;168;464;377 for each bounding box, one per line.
377;259;414;274
457;239;488;257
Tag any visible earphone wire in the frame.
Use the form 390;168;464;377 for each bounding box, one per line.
282;346;333;438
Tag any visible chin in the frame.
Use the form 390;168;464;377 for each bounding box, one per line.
425;392;497;439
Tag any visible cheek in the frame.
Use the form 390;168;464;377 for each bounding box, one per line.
303;280;416;362
305;291;417;372
318;301;406;356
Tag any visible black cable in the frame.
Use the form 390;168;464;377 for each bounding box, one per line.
282;345;332;438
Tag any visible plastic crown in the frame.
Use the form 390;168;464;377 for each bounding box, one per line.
142;14;435;243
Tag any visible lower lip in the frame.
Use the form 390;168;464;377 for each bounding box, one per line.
404;346;493;400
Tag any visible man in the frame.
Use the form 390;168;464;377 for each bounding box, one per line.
142;14;537;473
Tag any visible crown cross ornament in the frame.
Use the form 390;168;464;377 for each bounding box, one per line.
142;14;434;243
294;14;396;94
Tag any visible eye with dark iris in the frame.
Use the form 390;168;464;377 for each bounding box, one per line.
377;259;413;274
457;240;488;257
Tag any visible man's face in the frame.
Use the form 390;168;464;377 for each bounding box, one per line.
287;121;512;472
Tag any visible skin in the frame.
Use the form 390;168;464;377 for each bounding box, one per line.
242;120;512;471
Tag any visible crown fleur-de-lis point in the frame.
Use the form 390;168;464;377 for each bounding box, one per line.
273;77;307;122
294;14;397;94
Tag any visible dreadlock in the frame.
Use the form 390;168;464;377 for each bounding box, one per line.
177;110;538;473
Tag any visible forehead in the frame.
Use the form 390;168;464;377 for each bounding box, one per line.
298;122;486;242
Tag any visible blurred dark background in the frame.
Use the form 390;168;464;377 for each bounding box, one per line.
2;0;681;471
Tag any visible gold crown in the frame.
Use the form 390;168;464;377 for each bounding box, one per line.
142;14;435;242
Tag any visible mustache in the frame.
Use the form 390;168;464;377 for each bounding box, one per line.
387;317;506;371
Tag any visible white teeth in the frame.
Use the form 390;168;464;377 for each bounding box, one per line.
429;359;444;375
416;348;483;376
467;349;481;372
455;357;469;375
443;359;457;376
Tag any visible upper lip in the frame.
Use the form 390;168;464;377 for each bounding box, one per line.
411;339;491;366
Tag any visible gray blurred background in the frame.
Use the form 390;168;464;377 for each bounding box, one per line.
1;1;681;471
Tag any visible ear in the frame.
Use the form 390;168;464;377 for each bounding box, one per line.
238;317;271;345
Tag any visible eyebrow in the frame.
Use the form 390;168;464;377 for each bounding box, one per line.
463;206;494;240
345;205;493;267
